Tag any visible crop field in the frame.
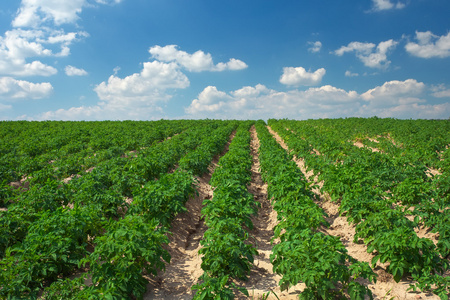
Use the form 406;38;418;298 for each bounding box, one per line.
0;118;449;300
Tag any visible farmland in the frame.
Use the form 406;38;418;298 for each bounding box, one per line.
0;118;449;299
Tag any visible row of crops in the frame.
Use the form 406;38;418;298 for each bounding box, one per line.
0;120;239;298
0;118;449;299
268;118;450;299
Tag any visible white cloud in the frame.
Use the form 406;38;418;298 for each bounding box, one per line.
361;79;427;111
371;0;405;11
39;60;190;120
38;45;248;120
308;41;322;53
0;76;53;100
3;0;101;78
215;58;248;71
361;79;425;101
0;28;87;76
39;105;104;121
12;0;86;27
345;70;359;77
12;0;122;28
186;86;232;113
94;0;123;4
405;31;450;58
375;103;450;119
38;77;448;120
149;45;248;72
232;84;272;98
334;39;398;69
279;67;326;86
186;84;359;119
95;61;189;104
39;104;166;121
433;90;450;98
334;41;375;56
185;78;448;120
65;65;88;76
431;85;450;98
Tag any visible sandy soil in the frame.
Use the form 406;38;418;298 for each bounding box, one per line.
352;137;443;182
143;173;209;300
267;126;444;300
8;176;30;190
426;168;442;178
353;140;381;153
234;126;305;299
143;132;235;299
10;127;446;300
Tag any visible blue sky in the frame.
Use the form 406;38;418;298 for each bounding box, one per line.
0;0;449;120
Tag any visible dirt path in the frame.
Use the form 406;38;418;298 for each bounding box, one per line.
235;126;305;299
143;132;235;300
267;126;441;300
142;126;443;300
353;140;381;153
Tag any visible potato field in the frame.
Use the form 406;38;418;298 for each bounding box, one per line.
0;118;449;300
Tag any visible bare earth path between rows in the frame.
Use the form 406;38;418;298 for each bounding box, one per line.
143;126;443;299
143;132;236;299
267;126;441;300
235;125;304;299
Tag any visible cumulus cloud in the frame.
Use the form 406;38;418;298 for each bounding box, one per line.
65;65;88;76
95;61;189;104
360;79;427;111
433;90;450;98
279;67;326;86
37;60;190;120
38;77;448;120
185;84;359;119
0;28;88;76
149;45;248;72
361;79;425;101
345;70;359;77
12;0;121;28
0;77;53;100
12;0;86;27
371;0;405;11
184;78;448;120
431;85;450;98
375;103;450;119
39;105;106;121
94;0;123;4
38;45;249;120
334;39;398;69
1;0;99;78
405;31;450;58
39;104;167;121
185;86;232;113
232;84;272;98
308;41;322;53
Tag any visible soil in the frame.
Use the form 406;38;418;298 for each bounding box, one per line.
235;126;305;299
353;140;381;153
19;127;447;300
143;132;236;299
141;126;446;299
267;126;444;300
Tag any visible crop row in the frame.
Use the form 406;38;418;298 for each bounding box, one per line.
0;120;197;187
0;121;238;299
268;119;449;298
0;121;227;260
255;121;376;299
193;121;259;299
